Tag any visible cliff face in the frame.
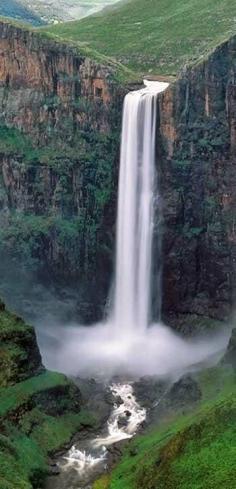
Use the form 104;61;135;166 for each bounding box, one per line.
0;21;123;322
158;37;236;320
0;20;236;324
0;22;114;137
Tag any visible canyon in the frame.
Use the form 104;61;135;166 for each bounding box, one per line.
0;6;235;489
0;20;235;324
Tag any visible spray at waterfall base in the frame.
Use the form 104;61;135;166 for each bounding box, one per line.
38;81;230;380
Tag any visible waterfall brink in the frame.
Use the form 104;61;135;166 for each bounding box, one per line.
112;80;169;333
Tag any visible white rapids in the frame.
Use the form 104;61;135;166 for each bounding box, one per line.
61;383;146;477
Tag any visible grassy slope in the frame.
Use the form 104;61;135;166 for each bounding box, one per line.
0;303;96;489
93;367;236;489
45;0;236;76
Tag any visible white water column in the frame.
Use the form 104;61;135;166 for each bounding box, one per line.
112;80;169;333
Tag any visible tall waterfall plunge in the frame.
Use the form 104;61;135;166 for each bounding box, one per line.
38;81;229;379
113;81;169;332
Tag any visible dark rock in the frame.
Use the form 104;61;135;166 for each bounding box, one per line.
49;464;60;476
222;328;236;368
125;410;131;417
167;375;202;407
75;377;113;428
134;376;169;409
129;447;138;457
117;416;129;429
32;384;82;416
159;38;236;323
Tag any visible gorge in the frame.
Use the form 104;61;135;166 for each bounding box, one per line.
0;2;235;488
42;80;230;488
37;80;228;380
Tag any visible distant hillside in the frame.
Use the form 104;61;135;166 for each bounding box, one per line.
0;0;43;25
20;0;118;24
46;0;236;76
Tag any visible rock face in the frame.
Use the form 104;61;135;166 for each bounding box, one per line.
0;19;236;324
0;20;123;322
223;328;236;368
158;36;236;321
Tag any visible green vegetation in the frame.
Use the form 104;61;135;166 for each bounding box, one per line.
0;303;41;387
0;406;95;489
0;371;69;416
45;0;236;77
93;475;111;489
0;122;117;282
109;367;236;489
0;303;97;488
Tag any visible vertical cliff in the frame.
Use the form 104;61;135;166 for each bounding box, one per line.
0;20;124;322
158;36;236;321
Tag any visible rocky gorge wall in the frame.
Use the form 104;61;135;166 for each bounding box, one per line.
158;36;236;321
0;20;124;322
0;19;236;324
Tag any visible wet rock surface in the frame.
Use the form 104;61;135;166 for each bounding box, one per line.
134;374;202;427
74;377;114;428
167;375;202;406
222;328;236;369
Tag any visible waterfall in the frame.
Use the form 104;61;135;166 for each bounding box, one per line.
39;78;227;380
112;80;169;333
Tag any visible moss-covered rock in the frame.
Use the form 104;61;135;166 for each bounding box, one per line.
0;301;95;488
222;328;236;369
0;305;42;387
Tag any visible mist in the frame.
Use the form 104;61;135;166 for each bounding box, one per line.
36;319;230;381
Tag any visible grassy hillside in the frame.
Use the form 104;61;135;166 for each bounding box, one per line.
93;366;236;489
0;301;96;488
45;0;236;76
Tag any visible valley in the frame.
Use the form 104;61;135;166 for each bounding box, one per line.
0;1;235;488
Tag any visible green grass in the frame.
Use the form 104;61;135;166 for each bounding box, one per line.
0;380;96;488
45;0;236;77
0;304;41;387
108;368;236;489
0;302;98;488
0;368;97;488
0;407;96;489
29;409;96;453
0;306;33;337
0;371;69;416
93;475;111;489
0;432;46;489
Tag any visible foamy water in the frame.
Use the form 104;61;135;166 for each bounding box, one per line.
61;383;146;479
